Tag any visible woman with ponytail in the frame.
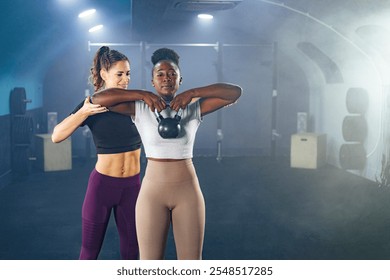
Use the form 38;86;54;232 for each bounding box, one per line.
51;46;162;259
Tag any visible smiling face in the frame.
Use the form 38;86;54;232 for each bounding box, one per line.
100;60;130;89
151;60;182;101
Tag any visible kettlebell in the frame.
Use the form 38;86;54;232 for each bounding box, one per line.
155;108;182;139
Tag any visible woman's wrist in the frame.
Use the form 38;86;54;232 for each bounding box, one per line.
74;107;90;120
186;88;197;99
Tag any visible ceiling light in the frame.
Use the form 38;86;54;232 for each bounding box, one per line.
88;24;103;33
197;14;213;20
78;9;96;18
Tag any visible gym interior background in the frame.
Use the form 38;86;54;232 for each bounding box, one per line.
0;0;390;259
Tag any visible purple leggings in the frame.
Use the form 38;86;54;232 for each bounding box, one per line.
79;169;140;260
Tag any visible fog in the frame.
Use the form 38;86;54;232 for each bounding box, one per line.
2;0;390;197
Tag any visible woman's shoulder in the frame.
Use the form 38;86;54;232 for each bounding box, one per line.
189;99;201;110
134;100;148;110
134;100;152;122
182;99;201;120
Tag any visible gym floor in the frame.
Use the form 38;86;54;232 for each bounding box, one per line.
0;156;389;260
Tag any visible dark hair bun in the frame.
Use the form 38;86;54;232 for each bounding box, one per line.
99;46;110;55
151;48;180;65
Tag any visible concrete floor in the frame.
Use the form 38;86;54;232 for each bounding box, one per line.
0;156;389;260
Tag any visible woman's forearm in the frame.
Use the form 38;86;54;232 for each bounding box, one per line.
51;111;88;143
171;82;242;116
189;83;242;103
91;88;147;107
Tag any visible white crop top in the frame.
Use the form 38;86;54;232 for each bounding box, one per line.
133;100;202;159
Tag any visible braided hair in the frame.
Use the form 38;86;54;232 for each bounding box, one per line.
90;46;129;91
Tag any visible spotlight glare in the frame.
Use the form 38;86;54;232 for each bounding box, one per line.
88;24;103;33
78;9;96;18
198;14;213;20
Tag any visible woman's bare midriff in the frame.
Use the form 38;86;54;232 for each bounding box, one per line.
96;149;141;178
147;158;188;162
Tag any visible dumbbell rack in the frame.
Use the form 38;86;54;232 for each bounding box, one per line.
9;87;33;176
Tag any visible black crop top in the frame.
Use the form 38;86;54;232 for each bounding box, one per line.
72;100;141;154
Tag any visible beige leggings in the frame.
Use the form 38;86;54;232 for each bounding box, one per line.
135;159;205;260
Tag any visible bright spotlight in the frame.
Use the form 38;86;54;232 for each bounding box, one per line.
197;14;213;20
78;9;96;18
88;24;103;33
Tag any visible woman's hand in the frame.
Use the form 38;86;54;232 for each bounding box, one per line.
80;97;108;116
170;90;194;111
142;92;166;112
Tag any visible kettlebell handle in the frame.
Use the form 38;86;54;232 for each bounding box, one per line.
154;109;164;122
154;108;183;122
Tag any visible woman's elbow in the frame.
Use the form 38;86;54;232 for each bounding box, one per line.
51;128;63;143
51;134;61;143
232;85;243;102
